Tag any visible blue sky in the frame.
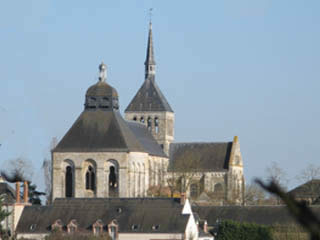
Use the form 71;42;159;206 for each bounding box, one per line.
0;0;319;192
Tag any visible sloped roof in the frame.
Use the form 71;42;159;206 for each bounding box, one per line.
288;179;320;199
193;205;320;226
169;142;232;172
16;198;189;234
54;110;144;153
127;121;167;157
125;78;173;113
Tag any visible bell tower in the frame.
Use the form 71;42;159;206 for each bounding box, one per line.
125;22;174;155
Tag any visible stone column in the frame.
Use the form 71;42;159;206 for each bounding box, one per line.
75;167;83;198
96;166;104;197
119;167;127;197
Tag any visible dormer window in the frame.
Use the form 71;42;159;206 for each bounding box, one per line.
152;225;160;231
51;219;63;232
131;224;139;231
93;219;103;236
108;220;118;240
67;219;78;234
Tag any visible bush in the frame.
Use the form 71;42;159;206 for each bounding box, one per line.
216;220;273;240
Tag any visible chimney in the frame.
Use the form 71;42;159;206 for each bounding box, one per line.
23;181;29;203
180;192;186;205
204;220;208;233
16;182;20;203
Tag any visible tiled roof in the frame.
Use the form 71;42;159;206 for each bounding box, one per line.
54;110;145;153
193;205;320;226
125;77;173;113
169;142;232;172
16;198;189;234
288;179;320;199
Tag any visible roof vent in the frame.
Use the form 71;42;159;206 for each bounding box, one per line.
152;225;160;231
116;208;122;213
30;224;37;231
131;224;139;230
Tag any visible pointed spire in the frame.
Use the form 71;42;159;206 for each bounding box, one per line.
144;21;156;79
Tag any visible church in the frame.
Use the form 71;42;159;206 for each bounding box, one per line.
51;23;245;205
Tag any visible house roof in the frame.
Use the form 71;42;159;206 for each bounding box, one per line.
169;142;232;172
193;205;320;226
125;78;173;113
288;179;320;199
54;110;145;153
0;182;16;204
127;121;167;158
16;198;190;234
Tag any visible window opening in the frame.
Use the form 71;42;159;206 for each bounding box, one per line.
133;116;137;121
86;166;95;191
66;166;73;198
154;117;159;134
147;117;152;131
109;166;119;197
140;116;145;123
190;183;199;199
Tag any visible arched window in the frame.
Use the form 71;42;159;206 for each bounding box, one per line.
67;219;78;234
87;97;97;109
100;97;110;109
140;116;145;123
86;166;95;191
66;166;73;198
147;117;152;131
133;116;137;121
108;160;119;197
190;183;199;199
154;117;159;134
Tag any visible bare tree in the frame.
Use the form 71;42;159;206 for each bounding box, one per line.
3;157;34;182
42;137;58;204
244;182;266;205
296;163;320;204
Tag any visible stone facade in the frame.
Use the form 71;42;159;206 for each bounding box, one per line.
124;111;174;155
52;152;167;201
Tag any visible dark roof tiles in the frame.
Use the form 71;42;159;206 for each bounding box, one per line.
16;198;189;234
169;142;232;172
125;78;173;113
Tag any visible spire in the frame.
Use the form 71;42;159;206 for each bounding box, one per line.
144;21;156;79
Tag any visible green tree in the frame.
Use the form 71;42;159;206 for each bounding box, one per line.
0;196;11;239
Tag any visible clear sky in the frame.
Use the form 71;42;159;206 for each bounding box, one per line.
0;0;319;192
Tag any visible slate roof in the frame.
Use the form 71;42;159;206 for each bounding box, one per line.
54;110;144;153
54;111;166;157
0;182;16;204
127;121;167;157
16;198;190;234
193;205;320;226
86;81;118;97
169;142;232;172
288;179;320;199
125;78;173;113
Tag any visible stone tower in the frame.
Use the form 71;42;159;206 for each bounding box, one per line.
125;23;174;155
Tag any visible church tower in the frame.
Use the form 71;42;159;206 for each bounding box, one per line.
125;23;174;155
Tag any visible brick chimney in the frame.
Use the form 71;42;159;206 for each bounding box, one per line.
203;220;208;233
180;192;186;205
23;181;28;203
15;182;20;203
